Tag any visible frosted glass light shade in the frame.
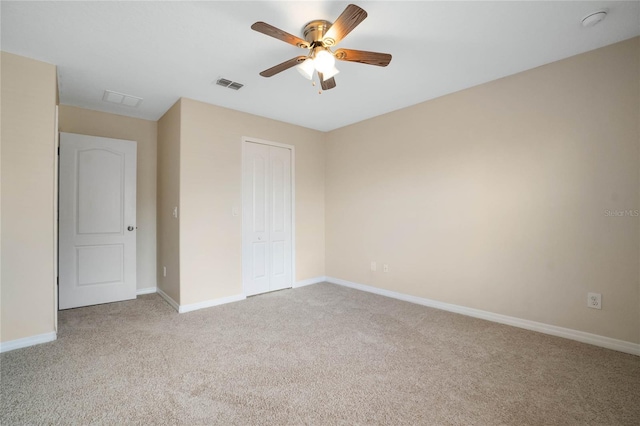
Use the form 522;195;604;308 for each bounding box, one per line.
322;66;340;80
313;50;335;73
296;58;315;80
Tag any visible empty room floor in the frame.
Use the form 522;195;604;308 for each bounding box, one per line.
1;283;639;425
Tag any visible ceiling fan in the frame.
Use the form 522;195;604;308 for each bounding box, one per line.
251;4;392;91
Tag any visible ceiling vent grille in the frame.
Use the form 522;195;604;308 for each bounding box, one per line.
216;78;244;90
102;90;143;108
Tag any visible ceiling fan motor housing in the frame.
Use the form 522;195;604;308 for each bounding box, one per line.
303;20;334;46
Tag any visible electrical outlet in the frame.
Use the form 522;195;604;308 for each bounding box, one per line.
173;206;178;218
383;264;389;273
587;292;601;309
371;261;377;272
163;266;167;277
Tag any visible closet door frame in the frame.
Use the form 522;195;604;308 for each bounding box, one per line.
241;136;295;296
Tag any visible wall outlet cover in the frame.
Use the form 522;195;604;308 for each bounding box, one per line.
587;292;602;309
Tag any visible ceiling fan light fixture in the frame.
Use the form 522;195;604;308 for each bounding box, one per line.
296;58;315;80
313;49;335;73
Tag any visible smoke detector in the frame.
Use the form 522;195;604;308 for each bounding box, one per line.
581;10;607;27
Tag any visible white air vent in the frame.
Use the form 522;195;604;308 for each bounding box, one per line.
102;90;143;108
215;78;244;90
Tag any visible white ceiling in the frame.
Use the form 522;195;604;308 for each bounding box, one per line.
2;1;639;132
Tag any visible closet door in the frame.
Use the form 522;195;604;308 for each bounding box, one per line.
242;141;292;296
268;145;292;291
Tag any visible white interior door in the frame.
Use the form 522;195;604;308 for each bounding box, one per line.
59;132;137;309
243;140;292;296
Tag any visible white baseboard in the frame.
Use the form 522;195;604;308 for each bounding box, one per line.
0;331;57;353
136;286;157;295
156;287;180;312
156;287;245;314
179;294;246;314
293;276;327;288
326;276;640;357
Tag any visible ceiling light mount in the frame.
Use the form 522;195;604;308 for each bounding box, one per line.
581;10;608;27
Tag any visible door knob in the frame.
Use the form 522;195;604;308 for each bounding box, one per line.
128;226;135;231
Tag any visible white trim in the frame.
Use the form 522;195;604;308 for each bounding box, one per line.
136;286;157;295
326;277;640;357
156;287;180;312
294;276;327;288
0;332;57;353
242;136;296;151
178;294;246;314
291;146;296;296
241;136;296;297
156;287;245;314
54;109;59;333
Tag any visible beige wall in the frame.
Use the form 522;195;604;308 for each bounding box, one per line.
179;98;325;305
58;106;158;291
1;52;57;343
325;38;640;344
3;37;635;349
157;100;181;303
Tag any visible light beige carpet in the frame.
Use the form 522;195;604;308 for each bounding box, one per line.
1;283;639;425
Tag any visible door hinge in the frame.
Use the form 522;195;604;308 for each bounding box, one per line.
57;146;60;155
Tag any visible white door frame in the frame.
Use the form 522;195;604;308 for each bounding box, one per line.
54;108;59;330
241;136;295;296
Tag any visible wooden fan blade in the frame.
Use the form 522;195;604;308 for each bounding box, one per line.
259;56;307;77
334;48;392;67
251;22;310;49
323;4;368;46
318;72;337;90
